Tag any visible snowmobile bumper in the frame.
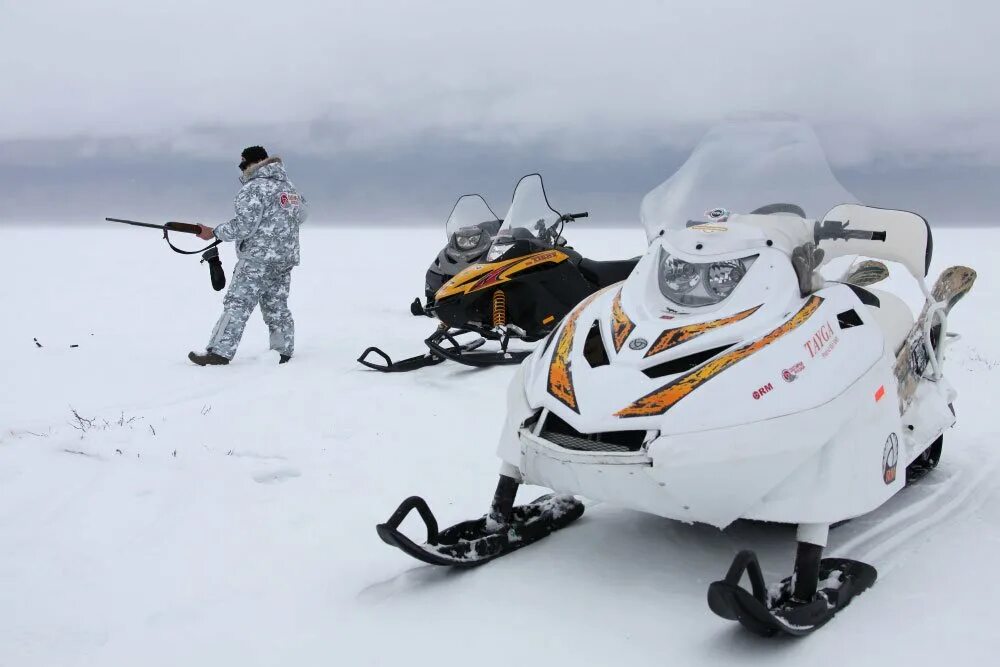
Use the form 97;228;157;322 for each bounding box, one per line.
505;361;907;529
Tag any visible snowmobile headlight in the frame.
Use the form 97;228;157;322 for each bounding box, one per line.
454;230;483;250
487;241;514;262
658;249;757;306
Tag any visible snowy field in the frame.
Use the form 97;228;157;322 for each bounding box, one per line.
1;224;998;666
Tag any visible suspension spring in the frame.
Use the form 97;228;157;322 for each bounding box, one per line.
492;289;507;327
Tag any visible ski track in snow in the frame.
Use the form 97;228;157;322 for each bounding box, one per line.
0;225;997;666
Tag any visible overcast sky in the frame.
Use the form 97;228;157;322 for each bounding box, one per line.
1;0;998;224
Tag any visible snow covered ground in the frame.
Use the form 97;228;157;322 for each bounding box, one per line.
1;224;997;666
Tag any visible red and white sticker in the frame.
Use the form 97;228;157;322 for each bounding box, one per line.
782;361;806;382
279;192;301;209
752;382;774;400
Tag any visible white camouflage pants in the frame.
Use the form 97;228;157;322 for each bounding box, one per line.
207;260;295;360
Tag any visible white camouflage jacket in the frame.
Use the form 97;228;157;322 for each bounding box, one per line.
214;157;308;265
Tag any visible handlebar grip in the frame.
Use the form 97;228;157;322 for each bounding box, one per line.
568;212;589;220
164;221;203;234
872;231;887;242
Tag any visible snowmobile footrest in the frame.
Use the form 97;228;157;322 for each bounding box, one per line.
356;346;445;373
376;494;584;567
707;550;877;636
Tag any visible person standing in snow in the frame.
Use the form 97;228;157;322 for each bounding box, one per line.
188;146;308;366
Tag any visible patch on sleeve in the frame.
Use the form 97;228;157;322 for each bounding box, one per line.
278;192;301;209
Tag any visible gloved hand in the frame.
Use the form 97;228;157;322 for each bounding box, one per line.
197;225;216;240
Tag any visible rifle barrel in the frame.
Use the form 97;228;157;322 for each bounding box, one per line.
106;217;166;230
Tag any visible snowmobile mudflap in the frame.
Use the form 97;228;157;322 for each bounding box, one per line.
707;550;877;637
425;330;531;368
376;494;585;567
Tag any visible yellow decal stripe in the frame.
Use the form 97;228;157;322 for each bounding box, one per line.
610;288;636;353
547;287;613;413
616;297;823;418
435;250;569;301
644;304;762;358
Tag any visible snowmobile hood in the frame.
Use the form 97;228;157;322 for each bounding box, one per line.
434;249;571;302
519;220;885;435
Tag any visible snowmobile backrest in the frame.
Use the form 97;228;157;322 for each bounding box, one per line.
819;204;932;279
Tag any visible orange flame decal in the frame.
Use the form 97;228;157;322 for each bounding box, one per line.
610;289;636;353
644;304;762;358
547;287;614;413
616;297;823;418
435;250;569;301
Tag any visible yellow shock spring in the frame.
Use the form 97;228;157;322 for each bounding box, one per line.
492;289;507;327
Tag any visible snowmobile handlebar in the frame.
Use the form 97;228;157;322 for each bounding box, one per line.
814;219;887;243
561;212;588;222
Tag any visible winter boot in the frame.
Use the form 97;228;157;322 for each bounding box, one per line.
188;350;230;366
279;354;291;364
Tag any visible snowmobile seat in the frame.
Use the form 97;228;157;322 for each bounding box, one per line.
579;257;641;288
865;289;914;353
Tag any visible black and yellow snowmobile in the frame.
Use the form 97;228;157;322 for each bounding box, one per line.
358;174;639;372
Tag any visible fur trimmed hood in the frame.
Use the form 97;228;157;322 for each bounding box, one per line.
240;156;285;184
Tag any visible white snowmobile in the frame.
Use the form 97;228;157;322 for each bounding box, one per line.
376;120;976;637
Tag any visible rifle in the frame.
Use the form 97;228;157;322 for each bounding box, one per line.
105;218;226;291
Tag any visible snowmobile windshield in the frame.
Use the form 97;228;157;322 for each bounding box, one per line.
640;119;858;243
445;194;501;240
498;174;562;239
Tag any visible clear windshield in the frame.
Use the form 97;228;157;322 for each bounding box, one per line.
498;174;561;239
640;119;858;243
445;194;501;238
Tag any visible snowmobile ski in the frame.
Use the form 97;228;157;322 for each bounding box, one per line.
356;346;445;373
707;550;877;637
377;487;584;567
894;265;976;410
425;328;531;368
357;329;486;373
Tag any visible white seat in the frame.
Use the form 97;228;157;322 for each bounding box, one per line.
866;289;914;353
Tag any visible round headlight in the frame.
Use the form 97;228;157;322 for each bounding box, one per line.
660;255;700;294
454;232;482;250
706;260;748;298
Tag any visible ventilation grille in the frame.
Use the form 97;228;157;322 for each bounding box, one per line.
837;309;863;329
539;412;646;453
642;344;733;379
583;321;610;368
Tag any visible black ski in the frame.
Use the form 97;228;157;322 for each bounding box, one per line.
377;493;584;567
707;550;877;636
